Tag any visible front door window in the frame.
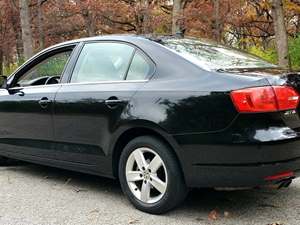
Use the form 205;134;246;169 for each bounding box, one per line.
13;51;72;87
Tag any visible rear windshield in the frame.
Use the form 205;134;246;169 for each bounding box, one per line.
161;38;277;71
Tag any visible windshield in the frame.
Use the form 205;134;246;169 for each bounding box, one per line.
161;38;277;71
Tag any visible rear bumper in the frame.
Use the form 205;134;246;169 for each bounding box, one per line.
174;134;300;188
186;157;300;188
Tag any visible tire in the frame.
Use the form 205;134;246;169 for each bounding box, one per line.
119;135;188;214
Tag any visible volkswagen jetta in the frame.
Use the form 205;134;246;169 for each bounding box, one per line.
0;35;299;214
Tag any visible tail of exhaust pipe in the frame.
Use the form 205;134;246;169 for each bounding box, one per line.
277;179;293;189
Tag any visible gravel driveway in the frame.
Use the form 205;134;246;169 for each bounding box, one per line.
0;163;299;225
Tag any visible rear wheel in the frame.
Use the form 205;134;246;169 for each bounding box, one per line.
119;136;188;214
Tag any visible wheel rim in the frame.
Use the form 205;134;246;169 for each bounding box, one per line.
125;147;168;204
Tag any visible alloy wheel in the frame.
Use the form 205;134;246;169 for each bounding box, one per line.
125;147;168;204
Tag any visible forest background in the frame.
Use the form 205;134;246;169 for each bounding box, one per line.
1;0;300;76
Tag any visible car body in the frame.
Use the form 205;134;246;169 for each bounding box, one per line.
0;35;299;213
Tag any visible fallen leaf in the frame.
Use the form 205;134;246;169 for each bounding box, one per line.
208;209;219;221
129;219;139;224
7;175;12;184
64;178;72;185
259;203;280;208
224;211;230;218
89;209;99;214
74;189;88;193
195;217;204;221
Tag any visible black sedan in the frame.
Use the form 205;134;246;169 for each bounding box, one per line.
0;35;299;214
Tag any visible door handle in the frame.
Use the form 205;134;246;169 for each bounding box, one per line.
39;97;52;109
105;97;125;109
17;91;25;96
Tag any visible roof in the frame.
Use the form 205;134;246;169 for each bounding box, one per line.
43;34;227;54
51;35;152;47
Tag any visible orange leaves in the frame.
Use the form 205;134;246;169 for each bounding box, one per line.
208;209;219;221
208;209;231;221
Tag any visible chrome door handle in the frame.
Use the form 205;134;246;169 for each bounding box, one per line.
105;99;124;104
17;91;25;96
105;97;125;109
38;97;52;109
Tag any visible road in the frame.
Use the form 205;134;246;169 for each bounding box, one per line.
0;163;299;225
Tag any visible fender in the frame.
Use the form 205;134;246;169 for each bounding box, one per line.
108;119;185;178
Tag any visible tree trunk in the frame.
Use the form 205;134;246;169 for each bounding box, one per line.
212;0;221;43
86;10;96;36
0;49;3;76
141;0;150;34
135;14;143;35
15;27;24;62
19;0;34;60
296;14;300;34
172;0;184;37
8;0;24;61
271;0;290;69
135;0;150;34
37;0;45;49
82;7;96;37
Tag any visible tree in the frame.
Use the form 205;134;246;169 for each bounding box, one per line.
37;0;46;49
0;0;15;75
271;0;290;68
1;0;300;73
0;2;5;75
135;0;151;34
212;0;221;42
172;0;185;36
19;0;33;59
74;0;96;37
7;0;24;61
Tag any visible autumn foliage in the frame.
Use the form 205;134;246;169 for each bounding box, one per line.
1;0;300;75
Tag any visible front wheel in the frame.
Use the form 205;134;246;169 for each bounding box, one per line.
119;136;188;214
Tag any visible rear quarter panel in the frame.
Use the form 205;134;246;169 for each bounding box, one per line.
130;73;270;135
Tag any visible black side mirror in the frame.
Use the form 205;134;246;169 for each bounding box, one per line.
0;76;8;89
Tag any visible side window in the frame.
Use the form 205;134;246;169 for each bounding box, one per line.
15;51;72;87
71;43;134;83
126;52;152;80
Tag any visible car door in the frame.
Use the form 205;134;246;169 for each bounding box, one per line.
53;41;154;173
0;47;74;159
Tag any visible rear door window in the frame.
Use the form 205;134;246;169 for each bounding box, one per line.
71;42;134;83
126;52;152;80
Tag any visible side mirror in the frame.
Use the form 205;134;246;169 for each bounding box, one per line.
0;76;8;89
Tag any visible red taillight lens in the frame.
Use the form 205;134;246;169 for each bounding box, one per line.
265;171;295;181
273;86;300;110
230;86;299;113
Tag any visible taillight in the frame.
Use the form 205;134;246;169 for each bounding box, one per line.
230;86;300;113
273;86;300;110
264;171;295;181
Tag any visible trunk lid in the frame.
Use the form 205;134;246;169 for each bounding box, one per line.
217;67;300;91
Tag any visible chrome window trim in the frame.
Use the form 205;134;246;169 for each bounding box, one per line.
61;79;149;86
8;79;148;90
